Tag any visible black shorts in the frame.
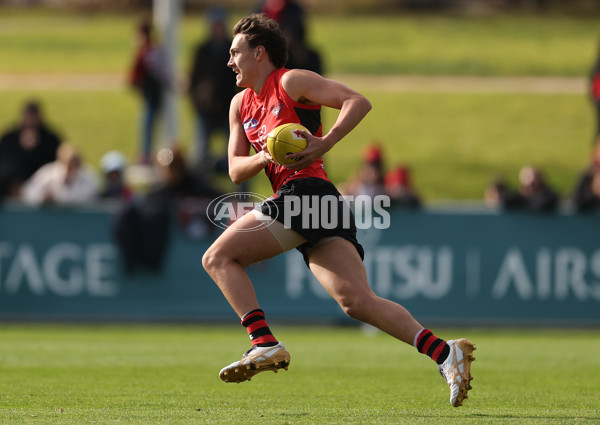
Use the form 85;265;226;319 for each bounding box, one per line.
257;177;365;266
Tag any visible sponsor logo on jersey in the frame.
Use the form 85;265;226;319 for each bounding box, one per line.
243;118;258;132
271;103;283;117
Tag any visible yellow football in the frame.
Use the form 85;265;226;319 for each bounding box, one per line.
266;123;310;165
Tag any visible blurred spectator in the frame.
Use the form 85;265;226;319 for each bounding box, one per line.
21;143;98;206
590;38;600;146
571;144;600;212
257;0;305;42
112;146;223;275
485;166;559;212
128;18;170;165
484;177;523;209
0;100;62;202
147;146;223;207
384;166;422;208
517;165;559;212
257;0;322;74
339;144;386;198
284;21;323;75
188;7;238;168
340;144;422;210
99;150;134;201
571;168;600;213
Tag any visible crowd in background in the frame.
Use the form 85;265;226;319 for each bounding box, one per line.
0;1;326;274
481;41;600;214
1;0;600;217
0;1;322;206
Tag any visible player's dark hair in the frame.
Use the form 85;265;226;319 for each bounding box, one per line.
233;13;288;68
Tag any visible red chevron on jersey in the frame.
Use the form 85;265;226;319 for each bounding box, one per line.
240;68;329;192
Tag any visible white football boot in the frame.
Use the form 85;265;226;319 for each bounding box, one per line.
219;342;290;383
438;339;476;407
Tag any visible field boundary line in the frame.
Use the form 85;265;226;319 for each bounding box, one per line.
0;72;587;94
0;73;125;91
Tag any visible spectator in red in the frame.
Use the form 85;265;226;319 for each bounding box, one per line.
590;39;600;146
339;143;386;199
384;165;422;208
128;18;169;165
257;0;305;42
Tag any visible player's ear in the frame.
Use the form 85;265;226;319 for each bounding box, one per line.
255;46;264;60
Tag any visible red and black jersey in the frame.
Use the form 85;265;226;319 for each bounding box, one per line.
240;68;329;192
592;69;600;101
129;42;152;87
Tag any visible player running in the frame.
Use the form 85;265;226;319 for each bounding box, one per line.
201;13;475;407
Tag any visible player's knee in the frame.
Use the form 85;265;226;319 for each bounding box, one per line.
202;246;225;275
338;293;370;321
201;249;213;274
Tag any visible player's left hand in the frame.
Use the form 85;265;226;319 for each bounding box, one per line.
283;130;330;170
261;143;275;165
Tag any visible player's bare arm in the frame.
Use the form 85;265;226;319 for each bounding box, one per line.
227;91;274;184
281;69;372;170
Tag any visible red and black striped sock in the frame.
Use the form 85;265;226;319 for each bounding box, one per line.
414;328;450;365
241;309;278;347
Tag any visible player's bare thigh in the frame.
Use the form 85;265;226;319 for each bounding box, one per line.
206;210;284;268
206;209;306;268
307;237;371;300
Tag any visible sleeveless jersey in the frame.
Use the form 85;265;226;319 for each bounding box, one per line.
240;67;329;192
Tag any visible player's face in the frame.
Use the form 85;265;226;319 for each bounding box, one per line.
228;34;258;89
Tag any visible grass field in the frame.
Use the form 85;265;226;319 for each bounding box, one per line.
0;88;591;200
0;10;598;76
0;324;599;424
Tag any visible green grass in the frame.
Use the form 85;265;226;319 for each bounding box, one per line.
324;90;594;200
0;89;592;200
311;14;600;77
0;9;598;76
0;324;599;424
0;89;195;169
